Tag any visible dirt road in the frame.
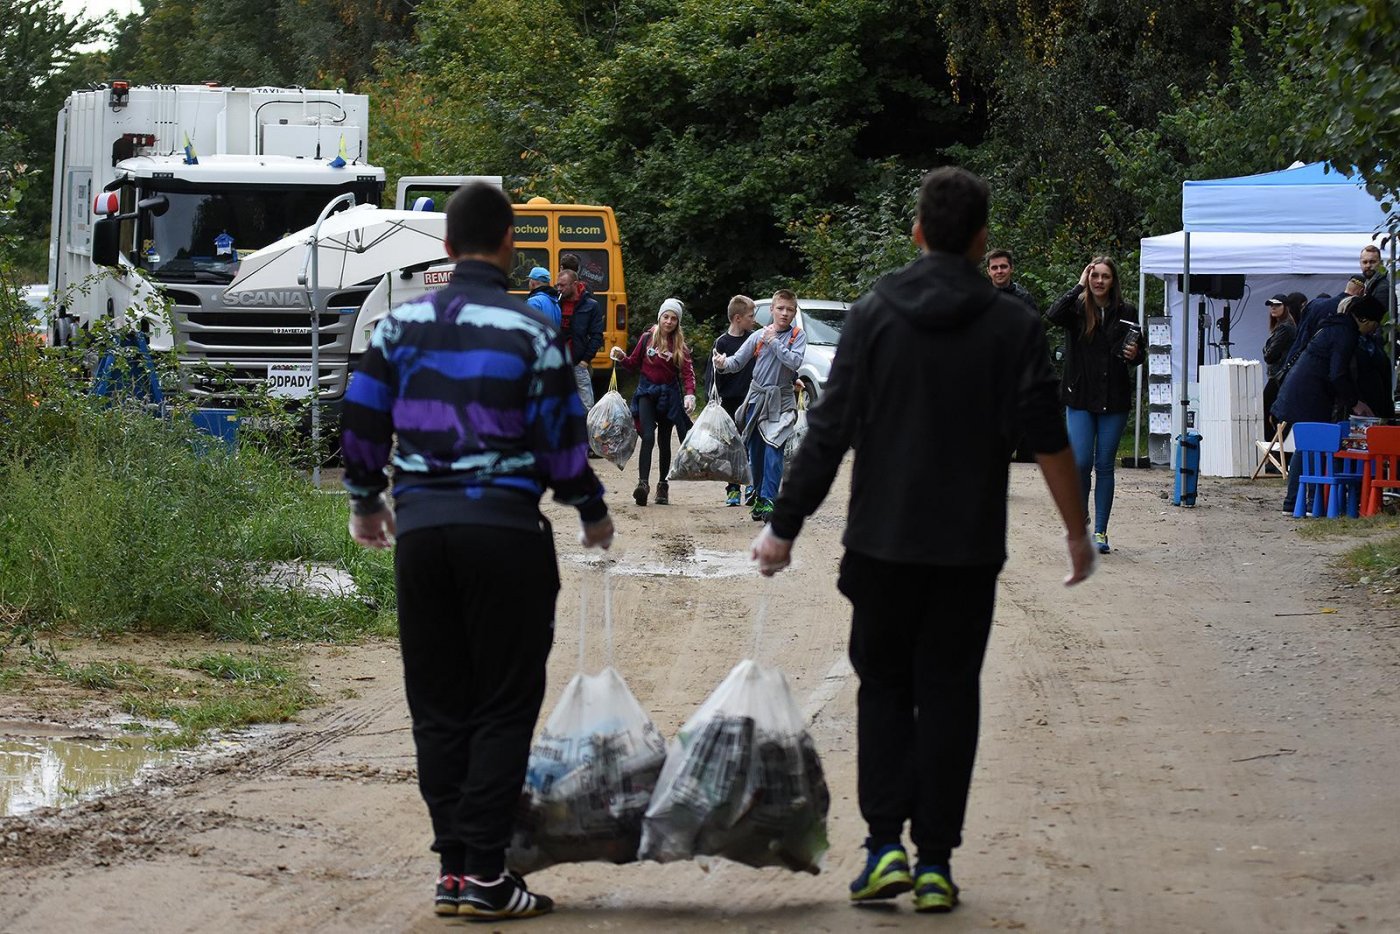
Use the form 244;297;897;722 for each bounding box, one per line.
2;462;1397;933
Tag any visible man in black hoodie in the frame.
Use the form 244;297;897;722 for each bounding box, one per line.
753;166;1095;913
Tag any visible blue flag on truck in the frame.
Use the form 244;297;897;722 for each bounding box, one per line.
329;135;348;169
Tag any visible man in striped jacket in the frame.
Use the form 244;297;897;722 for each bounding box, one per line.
342;181;613;921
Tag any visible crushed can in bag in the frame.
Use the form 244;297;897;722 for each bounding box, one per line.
507;667;667;873
639;659;829;874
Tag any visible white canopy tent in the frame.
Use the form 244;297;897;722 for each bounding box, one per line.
1136;162;1396;471
1140;231;1386;399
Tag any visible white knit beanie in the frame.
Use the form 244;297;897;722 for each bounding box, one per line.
658;298;684;320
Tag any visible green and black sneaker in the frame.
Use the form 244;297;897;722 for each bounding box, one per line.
849;841;914;903
913;864;959;913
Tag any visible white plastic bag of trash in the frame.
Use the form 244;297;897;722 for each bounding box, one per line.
638;658;829;873
587;368;639;470
783;385;809;462
667;398;751;484
507;666;667;873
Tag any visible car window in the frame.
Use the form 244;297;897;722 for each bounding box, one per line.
754;301;843;345
801;314;841;346
804;307;845;331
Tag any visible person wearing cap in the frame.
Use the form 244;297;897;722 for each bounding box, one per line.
1272;293;1387;513
713;288;808;522
524;266;562;328
609;297;696;505
1261;293;1297;442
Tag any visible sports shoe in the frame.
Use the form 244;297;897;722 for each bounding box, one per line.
633;481;648;506
434;874;462;916
743;485;757;506
725;487;742;507
1093;532;1110;554
654;481;670;505
913;864;959;913
850;841;913;902
750;497;774;522
458;871;554;921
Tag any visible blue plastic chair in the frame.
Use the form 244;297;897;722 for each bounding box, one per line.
1291;422;1362;518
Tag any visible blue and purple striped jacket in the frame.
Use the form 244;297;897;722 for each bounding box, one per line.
341;260;607;535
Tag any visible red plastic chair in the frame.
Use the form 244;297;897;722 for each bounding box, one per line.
1362;426;1400;517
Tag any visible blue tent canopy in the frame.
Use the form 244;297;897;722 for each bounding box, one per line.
1182;162;1392;234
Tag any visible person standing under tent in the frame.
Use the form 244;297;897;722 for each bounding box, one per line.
1261;293;1298;443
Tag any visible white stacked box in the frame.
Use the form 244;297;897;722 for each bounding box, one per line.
1198;360;1264;476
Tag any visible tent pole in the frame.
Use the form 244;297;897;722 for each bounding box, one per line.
1179;233;1191;447
1390;234;1397;398
1134;265;1145;464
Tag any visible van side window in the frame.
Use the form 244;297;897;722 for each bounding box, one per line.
510;249;550;290
565;249;610;292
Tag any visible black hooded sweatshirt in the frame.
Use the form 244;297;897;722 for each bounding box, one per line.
769;251;1068;567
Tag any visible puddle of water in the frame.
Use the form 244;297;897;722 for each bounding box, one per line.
563;549;760;579
255;561;358;597
0;731;173;817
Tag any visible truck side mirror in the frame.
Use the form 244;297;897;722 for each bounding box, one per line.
92;217;121;268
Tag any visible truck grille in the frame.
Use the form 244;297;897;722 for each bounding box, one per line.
171;302;357;401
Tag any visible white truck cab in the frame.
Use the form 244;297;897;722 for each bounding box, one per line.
49;83;385;403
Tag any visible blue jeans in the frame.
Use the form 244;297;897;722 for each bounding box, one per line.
745;404;786;502
1065;407;1129;534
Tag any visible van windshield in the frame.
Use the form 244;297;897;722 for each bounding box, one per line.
136;181;380;283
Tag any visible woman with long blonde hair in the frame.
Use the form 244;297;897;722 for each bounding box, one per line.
1047;256;1145;554
610;298;697;505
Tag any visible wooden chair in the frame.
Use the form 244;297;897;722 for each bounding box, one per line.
1251;421;1288;479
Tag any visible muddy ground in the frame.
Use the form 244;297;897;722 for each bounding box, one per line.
1;462;1398;933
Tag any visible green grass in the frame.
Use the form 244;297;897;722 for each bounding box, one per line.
1294;514;1400;541
1;643;318;747
0;398;395;640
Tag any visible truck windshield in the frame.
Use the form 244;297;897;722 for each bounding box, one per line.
137;181;380;283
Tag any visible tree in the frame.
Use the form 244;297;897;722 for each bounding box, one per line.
0;0;103;272
1280;0;1399;217
558;0;981;313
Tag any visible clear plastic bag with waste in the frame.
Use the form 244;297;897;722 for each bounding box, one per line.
783;386;809;462
507;576;665;874
638;659;829;874
506;667;667;873
667;399;752;484
587;371;639;470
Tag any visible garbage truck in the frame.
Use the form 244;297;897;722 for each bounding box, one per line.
47;83;386;404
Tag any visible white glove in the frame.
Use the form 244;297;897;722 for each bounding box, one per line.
683;394;696;415
751;525;793;576
580;515;615;550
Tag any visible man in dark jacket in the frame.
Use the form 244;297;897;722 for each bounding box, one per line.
1272;294;1385;512
1360;244;1391;306
752;167;1095;913
556;267;605;408
986;248;1038;314
342;182;613;920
